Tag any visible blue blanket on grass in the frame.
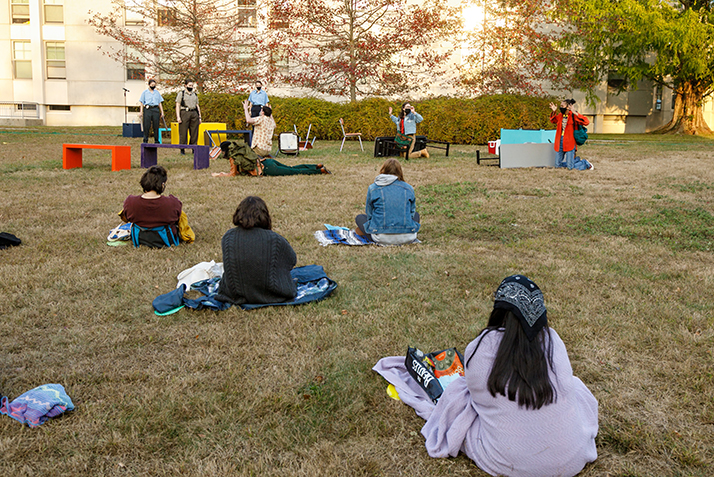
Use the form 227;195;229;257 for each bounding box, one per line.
153;265;337;313
1;384;74;428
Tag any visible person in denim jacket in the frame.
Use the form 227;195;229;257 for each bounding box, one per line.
390;102;430;159
355;159;420;245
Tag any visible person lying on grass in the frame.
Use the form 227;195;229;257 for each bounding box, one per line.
355;158;420;245
214;196;297;305
211;101;329;177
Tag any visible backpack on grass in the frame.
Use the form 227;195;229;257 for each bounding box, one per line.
130;224;179;248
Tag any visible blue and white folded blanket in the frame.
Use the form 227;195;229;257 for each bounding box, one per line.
314;229;376;246
153;264;337;313
1;384;74;428
314;228;420;246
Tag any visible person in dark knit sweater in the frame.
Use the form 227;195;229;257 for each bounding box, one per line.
216;196;297;305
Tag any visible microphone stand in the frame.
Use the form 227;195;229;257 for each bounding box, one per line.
123;88;129;124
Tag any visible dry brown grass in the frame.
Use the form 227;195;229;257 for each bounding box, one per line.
0;127;713;476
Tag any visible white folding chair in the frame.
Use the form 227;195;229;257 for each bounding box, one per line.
339;118;363;152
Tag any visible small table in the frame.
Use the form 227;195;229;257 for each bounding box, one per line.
63;144;131;171
205;129;253;148
476;150;500;166
140;143;210;170
426;138;450;156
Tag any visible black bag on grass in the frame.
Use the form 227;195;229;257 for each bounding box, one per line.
0;232;21;250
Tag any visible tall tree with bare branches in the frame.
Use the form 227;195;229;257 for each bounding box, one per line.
89;0;259;93
265;0;460;102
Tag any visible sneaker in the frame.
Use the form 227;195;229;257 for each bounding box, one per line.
320;166;332;174
180;149;186;155
588;162;594;170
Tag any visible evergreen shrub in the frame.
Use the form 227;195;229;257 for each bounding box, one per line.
165;93;556;145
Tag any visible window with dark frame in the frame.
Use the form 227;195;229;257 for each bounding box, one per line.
127;63;145;80
237;0;257;27
48;105;71;111
607;78;626;94
157;7;177;26
269;3;289;29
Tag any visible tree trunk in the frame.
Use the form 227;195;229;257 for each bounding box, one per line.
349;3;357;103
655;81;712;135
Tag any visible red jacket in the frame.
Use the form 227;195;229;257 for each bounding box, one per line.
550;111;589;152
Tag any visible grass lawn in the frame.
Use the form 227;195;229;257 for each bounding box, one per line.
0;127;713;476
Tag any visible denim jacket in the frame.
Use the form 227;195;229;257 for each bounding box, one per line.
363;175;420;234
390;112;423;135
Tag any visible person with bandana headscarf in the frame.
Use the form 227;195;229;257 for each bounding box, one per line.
373;275;599;477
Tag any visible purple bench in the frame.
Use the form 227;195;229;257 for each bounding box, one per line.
140;143;210;170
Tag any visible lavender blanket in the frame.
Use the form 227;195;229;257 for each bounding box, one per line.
1;384;74;428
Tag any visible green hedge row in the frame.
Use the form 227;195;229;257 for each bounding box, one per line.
163;93;557;145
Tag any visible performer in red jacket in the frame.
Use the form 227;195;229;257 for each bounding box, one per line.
549;99;593;170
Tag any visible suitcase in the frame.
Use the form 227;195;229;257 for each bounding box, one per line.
374;136;427;157
278;132;299;155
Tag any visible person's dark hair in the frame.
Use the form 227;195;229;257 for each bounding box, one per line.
148;78;156;85
466;308;556;410
566;99;576;105
184;79;193;85
140;165;168;194
398;102;411;119
232;196;272;230
220;140;232;159
262;105;272;117
379;158;404;182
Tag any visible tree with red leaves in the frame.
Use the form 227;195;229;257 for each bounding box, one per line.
88;0;259;93
265;0;460;102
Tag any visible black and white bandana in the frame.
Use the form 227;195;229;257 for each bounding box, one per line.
493;275;547;341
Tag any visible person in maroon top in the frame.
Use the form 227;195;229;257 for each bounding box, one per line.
122;165;182;247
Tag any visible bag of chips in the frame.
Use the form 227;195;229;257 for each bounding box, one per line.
405;347;465;402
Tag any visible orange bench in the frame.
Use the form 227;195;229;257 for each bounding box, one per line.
62;144;131;171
